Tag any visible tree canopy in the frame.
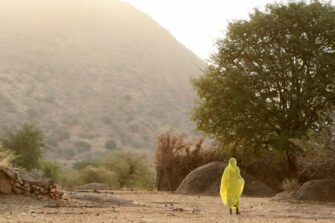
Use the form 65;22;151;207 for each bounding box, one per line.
1;123;46;170
192;1;335;171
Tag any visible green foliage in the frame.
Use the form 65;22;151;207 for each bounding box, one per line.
58;168;81;188
58;151;156;190
101;151;155;190
38;159;61;182
78;166;118;187
1;123;46;170
74;141;92;152
192;1;335;170
105;139;118;150
73;160;98;171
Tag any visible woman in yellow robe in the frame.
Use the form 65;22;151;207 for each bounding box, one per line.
220;158;245;215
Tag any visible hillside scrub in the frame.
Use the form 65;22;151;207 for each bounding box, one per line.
41;150;156;190
0;146;16;167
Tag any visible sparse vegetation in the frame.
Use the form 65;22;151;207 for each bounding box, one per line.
73;160;98;171
38;159;61;182
282;178;299;191
105;139;118;151
0;146;16;167
46;150;156;190
53;131;71;142
102;151;155;190
74;141;92;152
78;166;117;187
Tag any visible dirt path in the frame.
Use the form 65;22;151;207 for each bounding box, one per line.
0;191;334;223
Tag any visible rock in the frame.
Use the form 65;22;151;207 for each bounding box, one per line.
270;191;296;201
175;162;275;197
295;179;335;202
75;183;110;191
13;187;23;194
0;171;12;194
13;169;44;182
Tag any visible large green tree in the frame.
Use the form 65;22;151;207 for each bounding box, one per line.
1;123;46;170
193;1;335;171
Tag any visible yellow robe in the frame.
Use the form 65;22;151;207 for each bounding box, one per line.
220;158;245;208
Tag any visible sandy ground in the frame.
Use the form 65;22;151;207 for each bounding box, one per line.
0;191;335;223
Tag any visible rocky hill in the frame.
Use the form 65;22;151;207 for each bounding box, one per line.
0;0;203;161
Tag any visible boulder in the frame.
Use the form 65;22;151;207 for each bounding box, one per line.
295;179;335;202
175;162;275;197
0;170;12;194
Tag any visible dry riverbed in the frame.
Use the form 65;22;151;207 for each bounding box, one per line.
0;191;334;223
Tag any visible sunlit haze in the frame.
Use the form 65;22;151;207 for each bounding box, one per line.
124;0;277;59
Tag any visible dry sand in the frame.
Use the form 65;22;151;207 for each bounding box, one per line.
0;191;334;223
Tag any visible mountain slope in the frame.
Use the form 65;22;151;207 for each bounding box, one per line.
0;0;203;161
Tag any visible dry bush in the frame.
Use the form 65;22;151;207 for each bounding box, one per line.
101;151;155;190
292;127;335;182
0;146;16;167
282;178;299;191
155;133;221;191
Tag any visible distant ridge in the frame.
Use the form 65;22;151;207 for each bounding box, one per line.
0;0;203;161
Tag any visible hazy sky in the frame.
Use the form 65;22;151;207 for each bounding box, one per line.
124;0;277;59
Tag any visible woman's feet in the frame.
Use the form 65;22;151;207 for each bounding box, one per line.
230;205;240;215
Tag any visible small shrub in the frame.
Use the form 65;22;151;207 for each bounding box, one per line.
0;146;16;167
129;124;140;133
102;116;112;124
105;140;118;150
38;159;61;182
46;138;59;147
73;160;98;171
61;148;77;159
58;168;81;188
53;131;71;142
101;151;156;190
282;178;299;191
74;141;92;152
78;166;118;187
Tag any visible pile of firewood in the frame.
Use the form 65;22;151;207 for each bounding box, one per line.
10;172;63;200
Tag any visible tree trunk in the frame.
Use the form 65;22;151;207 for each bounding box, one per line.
286;151;298;174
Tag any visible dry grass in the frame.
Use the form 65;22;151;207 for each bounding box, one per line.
0;146;16;167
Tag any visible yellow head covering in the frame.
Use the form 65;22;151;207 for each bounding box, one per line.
220;158;245;208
